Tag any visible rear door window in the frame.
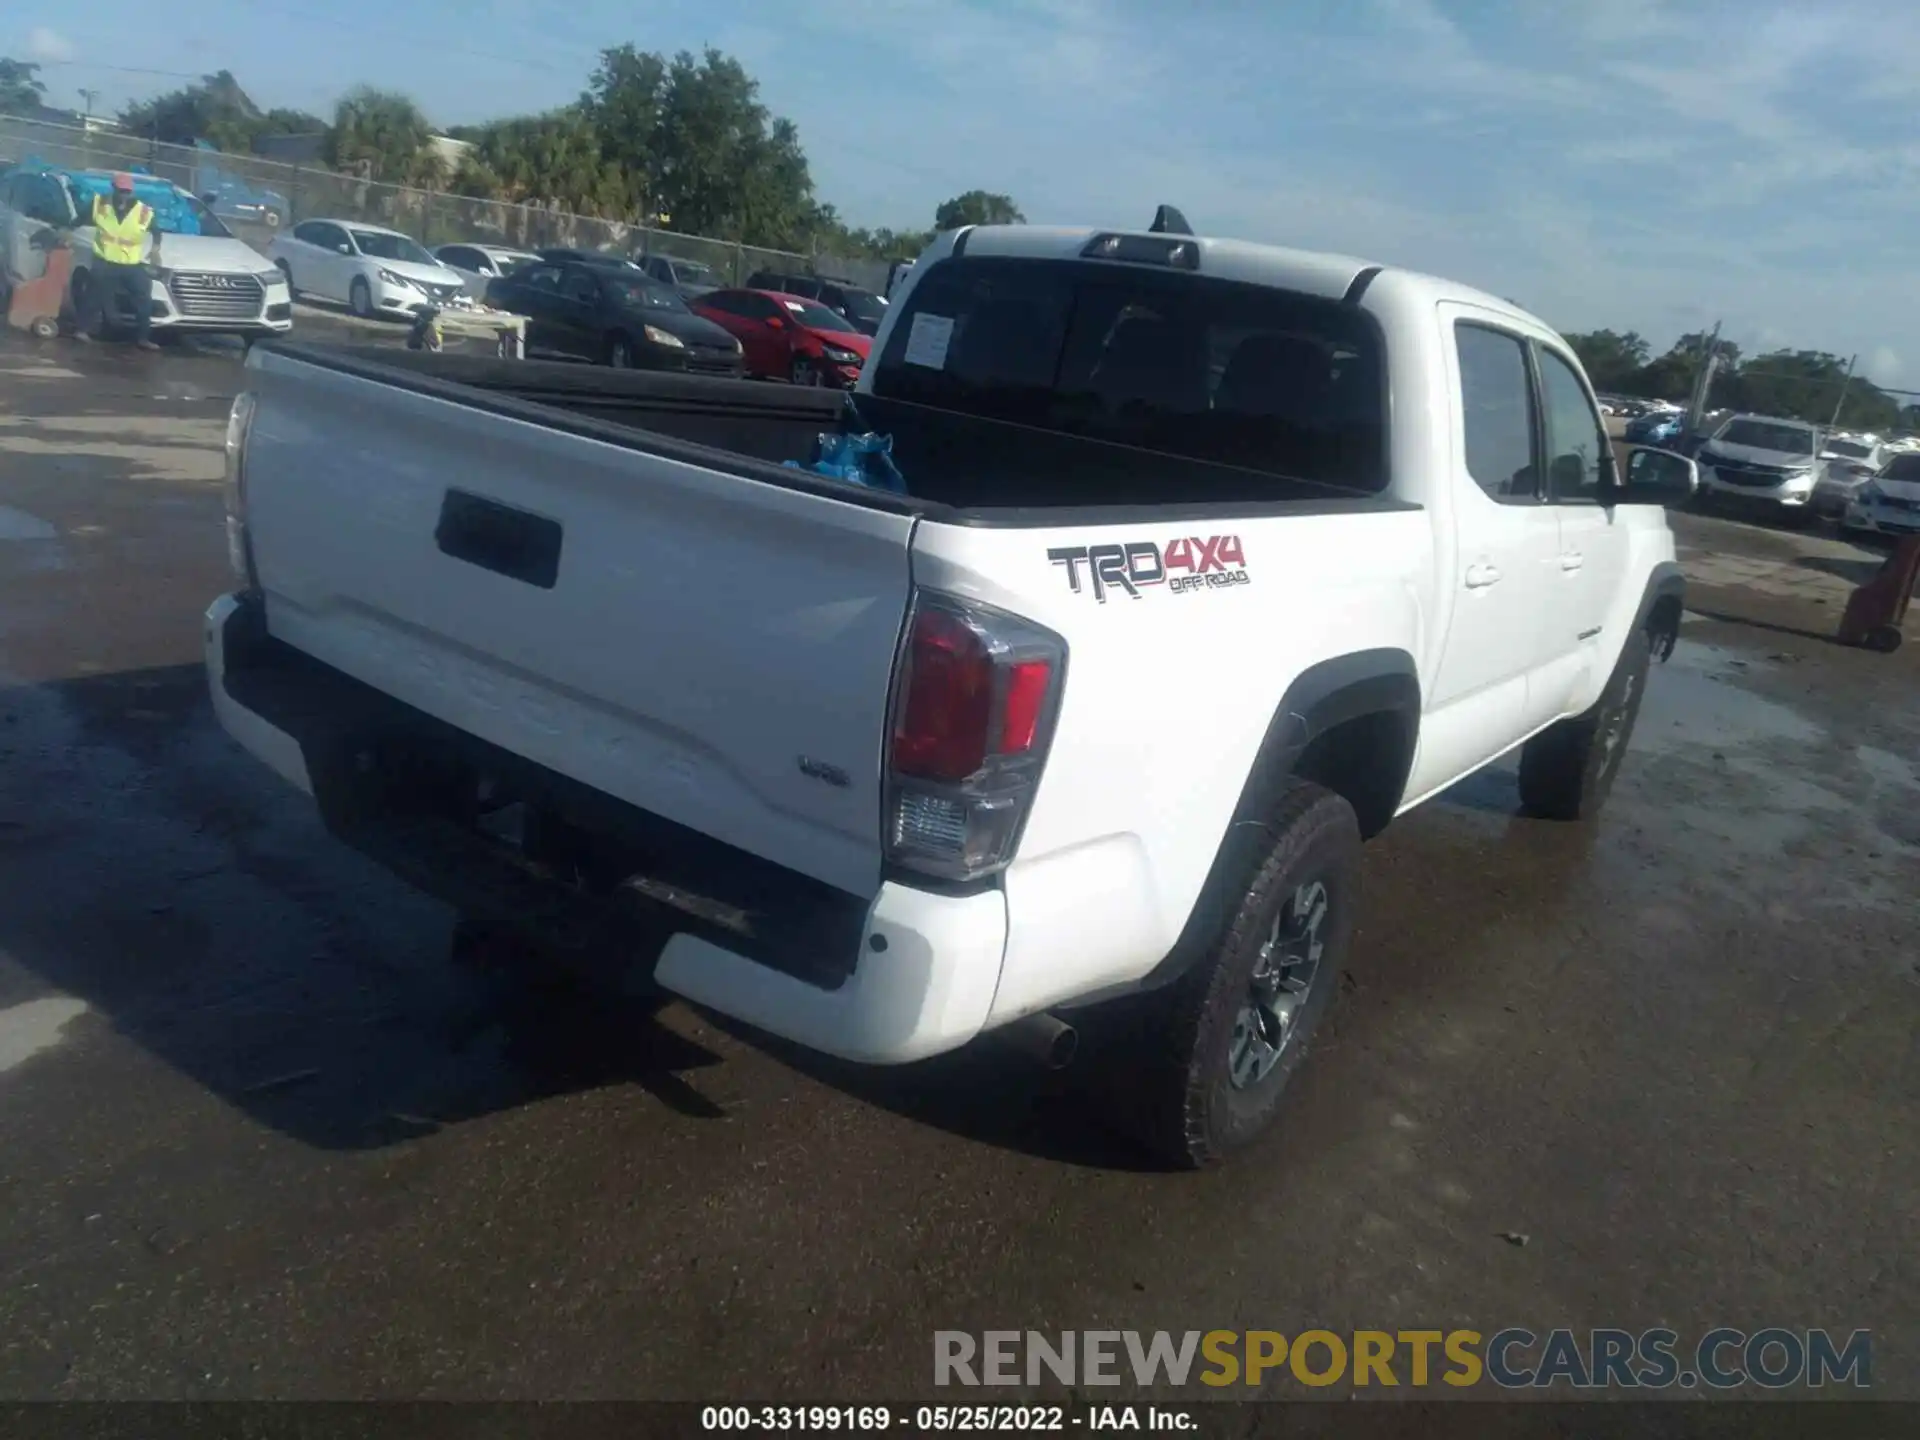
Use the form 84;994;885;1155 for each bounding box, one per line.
869;255;1388;493
1455;323;1539;501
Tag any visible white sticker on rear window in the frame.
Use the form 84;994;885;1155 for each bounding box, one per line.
903;312;955;370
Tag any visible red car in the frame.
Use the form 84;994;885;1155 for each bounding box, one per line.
690;288;873;387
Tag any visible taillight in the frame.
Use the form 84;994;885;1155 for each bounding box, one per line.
886;592;1066;882
223;391;259;592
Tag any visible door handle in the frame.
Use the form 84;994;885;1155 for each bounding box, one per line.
1560;552;1585;572
1464;563;1502;589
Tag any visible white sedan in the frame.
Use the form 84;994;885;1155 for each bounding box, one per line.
1842;454;1920;538
266;219;471;318
433;242;541;301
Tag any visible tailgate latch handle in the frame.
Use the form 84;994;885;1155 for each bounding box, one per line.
435;489;564;590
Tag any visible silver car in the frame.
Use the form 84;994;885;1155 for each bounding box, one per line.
432;243;541;302
1694;414;1822;522
1813;435;1887;518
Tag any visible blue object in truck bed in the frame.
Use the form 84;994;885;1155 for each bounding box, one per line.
783;430;908;494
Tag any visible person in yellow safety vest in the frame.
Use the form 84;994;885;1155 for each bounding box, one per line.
78;172;161;350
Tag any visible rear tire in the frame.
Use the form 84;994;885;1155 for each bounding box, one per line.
1097;780;1361;1169
1866;625;1903;654
1519;628;1653;821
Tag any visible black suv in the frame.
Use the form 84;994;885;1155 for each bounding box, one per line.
744;270;888;336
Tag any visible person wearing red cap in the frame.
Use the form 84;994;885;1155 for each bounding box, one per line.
79;172;160;350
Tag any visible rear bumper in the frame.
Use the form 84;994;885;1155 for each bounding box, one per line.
202;592;1007;1064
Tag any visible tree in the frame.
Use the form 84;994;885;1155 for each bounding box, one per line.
1561;329;1651;394
257;107;328;138
119;70;266;148
0;57;46;115
1722;350;1900;432
577;45;822;247
453;108;634;215
326;86;439;186
934;190;1024;230
1672;331;1740;371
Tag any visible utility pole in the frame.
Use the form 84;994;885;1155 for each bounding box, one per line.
78;88;99;124
1828;354;1857;430
1683;320;1722;441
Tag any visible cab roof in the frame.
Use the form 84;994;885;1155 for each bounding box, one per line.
950;220;1549;330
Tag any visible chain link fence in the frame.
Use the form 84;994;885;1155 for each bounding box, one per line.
1;114;891;291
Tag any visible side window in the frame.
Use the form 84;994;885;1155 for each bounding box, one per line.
563;270;599;303
442;246;476;270
22;177;68;224
1537;347;1608;503
523;265;561;292
292;221;321;244
314;223;348;251
1455;323;1539;501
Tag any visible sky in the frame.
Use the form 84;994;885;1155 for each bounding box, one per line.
7;0;1917;388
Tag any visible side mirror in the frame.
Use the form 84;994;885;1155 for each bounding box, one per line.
336;243;352;255
766;316;786;330
1615;445;1698;507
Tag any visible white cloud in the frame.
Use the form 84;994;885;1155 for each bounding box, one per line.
26;26;74;62
1869;347;1902;386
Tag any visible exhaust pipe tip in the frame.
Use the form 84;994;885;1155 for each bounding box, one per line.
994;1011;1078;1070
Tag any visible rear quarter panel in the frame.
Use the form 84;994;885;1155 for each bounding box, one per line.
912;509;1435;1021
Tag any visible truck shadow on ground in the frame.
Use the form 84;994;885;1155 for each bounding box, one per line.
0;659;1591;1171
1683;605;1844;646
1796;552;1893;587
0;663;734;1151
698;770;1593;1172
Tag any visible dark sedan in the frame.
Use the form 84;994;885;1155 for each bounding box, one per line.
535;247;644;271
487;260;745;374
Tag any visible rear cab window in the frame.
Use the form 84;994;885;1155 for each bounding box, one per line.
866;255;1388;501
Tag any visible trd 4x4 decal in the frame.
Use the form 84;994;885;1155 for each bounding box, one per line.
1047;535;1250;603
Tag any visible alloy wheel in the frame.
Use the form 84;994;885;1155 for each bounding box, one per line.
1229;880;1329;1090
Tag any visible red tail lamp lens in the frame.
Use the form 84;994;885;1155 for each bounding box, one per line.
892;609;995;782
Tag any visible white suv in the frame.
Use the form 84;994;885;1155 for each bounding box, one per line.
0;167;293;340
1694;414;1822;520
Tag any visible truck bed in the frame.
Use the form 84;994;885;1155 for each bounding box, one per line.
283;343;1416;520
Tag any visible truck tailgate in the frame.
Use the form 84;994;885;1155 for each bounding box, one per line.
240;349;917;898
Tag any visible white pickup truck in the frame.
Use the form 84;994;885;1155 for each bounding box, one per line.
206;214;1693;1166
